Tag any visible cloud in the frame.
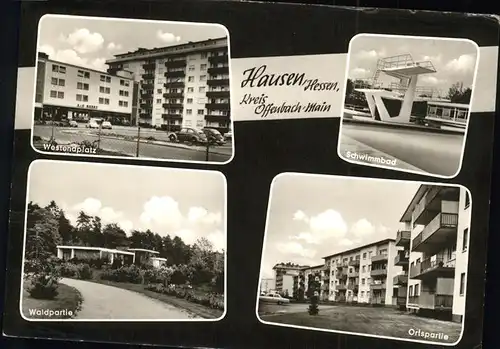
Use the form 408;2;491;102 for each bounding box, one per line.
187;206;222;225
421;54;442;64
276;241;316;259
207;230;225;252
350;67;371;79
107;42;123;51
289;232;320;245
350;218;375;238
420;75;446;85
70;198;133;232
73;197;102;215
156;30;181;43
39;45;107;71
309;209;348;239
445;54;476;73
293;210;308;222
139;196;183;229
355;49;386;61
60;28;104;54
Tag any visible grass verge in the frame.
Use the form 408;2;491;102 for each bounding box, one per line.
21;282;83;319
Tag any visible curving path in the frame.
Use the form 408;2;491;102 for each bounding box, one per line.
61;278;198;320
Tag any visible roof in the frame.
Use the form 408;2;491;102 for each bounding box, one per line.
151;257;167;261
56;245;135;255
399;185;431;223
272;263;309;270
127;248;160;254
322;238;396;260
427;101;470;109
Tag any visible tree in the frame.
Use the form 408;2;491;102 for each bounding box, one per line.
447;81;472;104
102;223;128;249
307;273;321;315
189;238;216;285
25;207;62;260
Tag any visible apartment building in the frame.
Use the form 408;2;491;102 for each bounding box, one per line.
322;238;402;305
260;278;275;294
35;52;135;124
401;185;471;322
105;37;230;132
272;263;305;297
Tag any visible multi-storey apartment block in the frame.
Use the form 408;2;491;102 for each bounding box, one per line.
272;263;306;297
322;239;402;305
105;37;230;132
35;52;135;124
401;185;470;322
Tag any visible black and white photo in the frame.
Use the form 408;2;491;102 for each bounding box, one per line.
21;160;226;321
32;14;233;164
257;173;471;345
338;34;479;178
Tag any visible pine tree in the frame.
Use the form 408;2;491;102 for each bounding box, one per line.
308;273;321;315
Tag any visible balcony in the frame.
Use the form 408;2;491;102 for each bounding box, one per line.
162;103;183;109
321;284;329;291
206;103;230;110
207;78;230;87
208;66;229;75
206;90;230;98
142;72;155;80
395;230;411;247
393;273;408;285
142;83;154;90
347;270;359;278
162;113;183;120
140;103;153;109
336;284;347;291
163;92;184;99
142;62;155;70
407;294;453;310
209;54;229;64
348;259;360;267
140;92;153;99
205;114;230;123
165;59;187;68
370;268;387;277
411;212;458;253
370;282;386;290
410;256;455;280
371;254;388;263
139;113;151;119
164;81;185;88
347;283;358;291
394;250;409;266
336;272;347;280
165;70;186;78
412;186;459;225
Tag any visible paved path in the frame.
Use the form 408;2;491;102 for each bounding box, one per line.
61;278;198;320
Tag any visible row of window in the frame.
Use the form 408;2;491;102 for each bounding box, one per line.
408;272;466;297
75;94;128;108
331;249;388;266
51;64;131;86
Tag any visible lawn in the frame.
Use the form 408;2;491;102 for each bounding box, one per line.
260;304;461;343
21;281;83;319
87;270;223;319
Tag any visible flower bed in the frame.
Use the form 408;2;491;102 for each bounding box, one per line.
58;262;93;280
145;283;224;310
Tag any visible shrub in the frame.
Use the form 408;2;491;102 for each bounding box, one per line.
59;262;80;278
27;273;61;300
100;264;143;284
144;283;224;311
78;264;93;280
70;257;108;269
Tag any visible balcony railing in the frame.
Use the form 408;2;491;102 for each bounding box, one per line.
336;272;347;280
347;283;358;291
163;92;184;99
164;81;185;88
142;73;155;80
140;103;153;109
162;103;183;109
142;83;154;90
412;186;442;224
370;282;386;290
408;296;419;305
410;256;456;280
139;113;152;119
394;250;409;266
207;78;230;87
370;268;387;277
208;54;229;64
395;230;411;247
371;254;388;263
142;62;155;70
347;271;359;278
208;66;230;75
393;273;408;285
165;59;186;68
206;103;230;110
410;294;453;309
411;213;458;253
165;70;186;78
205;114;230;123
140;92;153;99
206;90;230;98
348;259;360;267
392;296;406;306
162;113;183;120
336;284;347;291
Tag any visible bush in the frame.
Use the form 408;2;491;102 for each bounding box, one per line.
100;264;143;283
70;257;108;269
78;264;93;280
144;283;224;311
27;273;61;300
59;262;80;278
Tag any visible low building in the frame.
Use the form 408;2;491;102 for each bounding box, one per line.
56;245;135;265
273;263;307;297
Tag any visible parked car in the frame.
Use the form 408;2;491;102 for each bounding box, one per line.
259;293;290;305
102;121;112;130
170;127;208;145
224;130;232;140
86;119;100;129
69;120;78;128
202;128;226;145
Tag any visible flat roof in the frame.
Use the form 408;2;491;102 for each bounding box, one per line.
56;245;135;255
272;263;309;270
322;238;396;260
151;257;167;261
399;185;430;223
427;101;470;108
39;54;134;80
127;248;160;254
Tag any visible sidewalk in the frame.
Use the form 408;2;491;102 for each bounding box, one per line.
339;136;424;172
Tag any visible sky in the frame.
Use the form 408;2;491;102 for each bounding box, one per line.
260;174;420;279
348;35;478;94
38;15;227;72
27;161;226;251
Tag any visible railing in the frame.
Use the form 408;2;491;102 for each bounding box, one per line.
348;259;360;267
412;186;442;224
408;296;419;304
205;103;230;110
395;230;411;246
347;283;358;291
336;284;347;291
370;282;386;290
370;268;387;277
347;271;359;278
420;256;456;274
371;254;388;263
337;272;347;280
393;274;408;285
394;250;409;265
207;78;230;86
418;293;453;309
392;296;406;306
412;213;458;252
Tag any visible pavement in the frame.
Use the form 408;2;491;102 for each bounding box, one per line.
33;125;233;162
61;278;198;320
339;123;465;177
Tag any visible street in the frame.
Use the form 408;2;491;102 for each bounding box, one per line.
33;125;233;162
340;123;465;177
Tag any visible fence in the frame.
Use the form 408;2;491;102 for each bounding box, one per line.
32;121;232;162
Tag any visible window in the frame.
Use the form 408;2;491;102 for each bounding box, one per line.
414;284;419;296
188;76;194;82
187;98;193;104
362;266;366;273
120;80;130;87
363;252;367;259
57;91;64;99
99;98;110;105
50;90;57;98
106;76;111;83
100;75;106;82
157;89;162;94
118;101;129;107
186;109;192;115
199;86;206;93
77;70;90;79
197;109;204;115
188;65;195;71
77;82;89;91
409;285;413;296
460;273;466;296
465;192;470;209
200;64;207;70
187;87;194;93
199;75;207;81
360;291;364;297
361;278;365;285
463;228;469;251
156;99;162;104
51;64;66;73
201;52;207;58
58;79;65;86
51;77;58;85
